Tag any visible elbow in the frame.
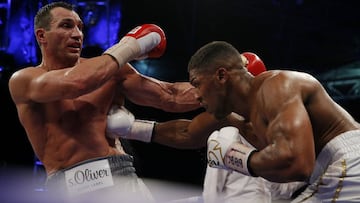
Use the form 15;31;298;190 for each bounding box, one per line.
178;135;207;149
287;166;313;182
281;154;315;182
294;158;315;181
188;138;207;149
179;129;208;149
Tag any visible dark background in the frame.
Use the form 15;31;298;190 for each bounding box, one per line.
1;0;360;190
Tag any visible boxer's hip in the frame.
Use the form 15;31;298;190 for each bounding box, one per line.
46;154;137;195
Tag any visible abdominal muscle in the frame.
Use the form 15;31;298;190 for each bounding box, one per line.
43;134;127;176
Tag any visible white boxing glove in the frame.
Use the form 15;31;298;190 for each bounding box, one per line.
107;106;135;137
207;126;241;169
106;105;155;142
207;126;257;176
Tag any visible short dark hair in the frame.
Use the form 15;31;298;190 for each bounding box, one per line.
34;1;74;31
187;41;244;74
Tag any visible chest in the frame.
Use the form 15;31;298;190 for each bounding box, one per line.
48;84;116;125
249;108;271;149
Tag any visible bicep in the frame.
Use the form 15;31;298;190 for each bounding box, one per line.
259;99;315;180
259;77;314;155
268;99;314;153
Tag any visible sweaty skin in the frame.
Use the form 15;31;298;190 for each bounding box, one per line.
8;7;200;176
189;63;360;183
247;70;359;182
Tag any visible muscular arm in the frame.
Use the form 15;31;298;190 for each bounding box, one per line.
251;100;315;182
249;74;316;182
152;112;248;149
9;56;118;103
116;63;201;113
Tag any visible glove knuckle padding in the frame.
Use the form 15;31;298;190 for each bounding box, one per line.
107;106;135;138
207;126;240;169
106;105;155;142
126;24;167;58
242;52;266;76
207;126;257;176
219;126;240;140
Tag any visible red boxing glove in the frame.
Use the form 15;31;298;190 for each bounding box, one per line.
104;24;166;67
126;24;167;58
242;52;266;76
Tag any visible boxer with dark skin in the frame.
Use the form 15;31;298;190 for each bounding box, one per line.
151;53;266;149
188;41;360;202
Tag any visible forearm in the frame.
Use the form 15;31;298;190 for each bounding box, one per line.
159;81;201;112
249;145;313;183
152;112;229;149
120;73;201;112
152;119;202;149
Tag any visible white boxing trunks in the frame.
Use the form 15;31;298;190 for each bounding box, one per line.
203;133;273;203
203;165;272;203
292;130;360;203
202;134;310;203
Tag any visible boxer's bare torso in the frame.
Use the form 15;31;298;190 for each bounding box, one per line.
249;70;360;154
10;59;201;176
234;70;360;182
9;4;201;181
11;64;127;175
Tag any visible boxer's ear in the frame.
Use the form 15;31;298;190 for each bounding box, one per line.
36;28;46;43
216;67;229;83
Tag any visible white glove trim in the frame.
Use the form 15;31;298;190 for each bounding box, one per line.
225;142;257;176
103;37;139;67
129;119;156;143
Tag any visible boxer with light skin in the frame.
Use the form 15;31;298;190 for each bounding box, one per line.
187;41;360;202
8;1;201;201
